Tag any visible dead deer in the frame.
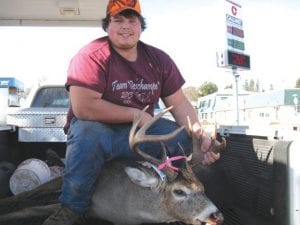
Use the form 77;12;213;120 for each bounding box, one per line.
0;106;226;225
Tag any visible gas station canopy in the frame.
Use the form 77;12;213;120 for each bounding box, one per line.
0;0;108;27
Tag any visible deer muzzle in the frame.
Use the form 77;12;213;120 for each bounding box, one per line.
195;208;224;225
206;210;224;225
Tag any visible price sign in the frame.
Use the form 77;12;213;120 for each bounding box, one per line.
216;0;250;70
227;50;250;69
216;50;250;70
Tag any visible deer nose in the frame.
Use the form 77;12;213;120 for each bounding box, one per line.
208;210;224;225
195;207;223;225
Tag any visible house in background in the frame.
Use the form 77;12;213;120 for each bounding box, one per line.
197;88;300;131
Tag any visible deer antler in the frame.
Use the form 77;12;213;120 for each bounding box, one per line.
187;117;226;167
129;106;185;177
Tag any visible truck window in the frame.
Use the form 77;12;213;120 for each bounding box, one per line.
30;87;69;108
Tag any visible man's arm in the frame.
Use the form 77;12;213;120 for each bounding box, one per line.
162;89;200;130
69;86;152;126
163;89;220;165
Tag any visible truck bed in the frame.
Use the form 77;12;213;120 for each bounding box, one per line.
197;134;288;225
0;133;289;225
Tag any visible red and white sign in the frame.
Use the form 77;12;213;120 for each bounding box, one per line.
231;6;237;16
225;0;242;19
224;0;245;53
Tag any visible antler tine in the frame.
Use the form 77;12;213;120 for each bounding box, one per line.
129;106;147;150
187;116;193;136
160;142;178;178
129;105;185;166
132;106;185;145
129;106;159;164
160;142;168;161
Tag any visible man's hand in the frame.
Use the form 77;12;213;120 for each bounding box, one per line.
196;130;220;166
161;89;223;166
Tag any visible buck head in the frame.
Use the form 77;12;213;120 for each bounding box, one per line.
127;106;225;225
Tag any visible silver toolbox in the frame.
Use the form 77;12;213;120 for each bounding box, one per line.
6;108;68;142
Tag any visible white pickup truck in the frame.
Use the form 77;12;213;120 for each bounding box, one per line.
0;84;299;225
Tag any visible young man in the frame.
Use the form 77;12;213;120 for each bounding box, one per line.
42;1;220;224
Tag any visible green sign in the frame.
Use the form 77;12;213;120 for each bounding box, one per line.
227;39;245;51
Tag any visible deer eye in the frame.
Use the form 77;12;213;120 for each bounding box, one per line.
173;189;187;196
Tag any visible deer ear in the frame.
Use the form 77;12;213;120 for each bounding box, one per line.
125;166;158;188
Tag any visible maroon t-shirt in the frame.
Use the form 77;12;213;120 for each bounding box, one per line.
64;36;185;132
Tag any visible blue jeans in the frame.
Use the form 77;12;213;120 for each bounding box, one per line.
59;117;191;214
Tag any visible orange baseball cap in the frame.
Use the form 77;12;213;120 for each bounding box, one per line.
106;0;142;16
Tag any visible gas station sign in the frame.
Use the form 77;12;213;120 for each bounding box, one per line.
225;0;245;53
216;0;250;70
215;0;251;125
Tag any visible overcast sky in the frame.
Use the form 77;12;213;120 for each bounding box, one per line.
0;0;299;91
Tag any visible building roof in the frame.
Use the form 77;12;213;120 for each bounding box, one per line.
244;89;300;108
0;77;24;90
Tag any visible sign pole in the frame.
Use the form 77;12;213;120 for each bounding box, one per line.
232;68;240;125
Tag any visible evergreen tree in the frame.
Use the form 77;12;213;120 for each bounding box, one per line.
249;79;255;91
244;79;249;91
